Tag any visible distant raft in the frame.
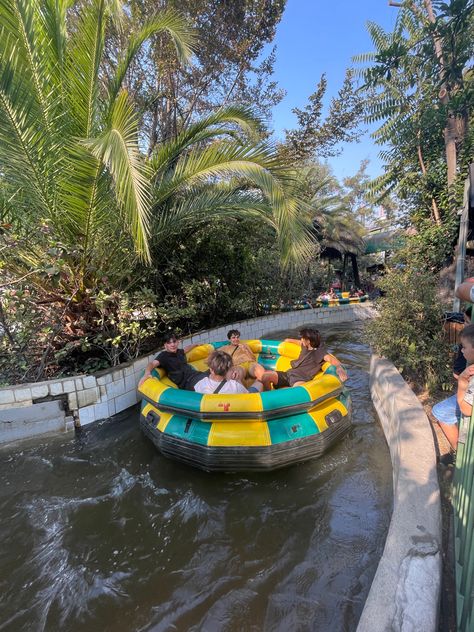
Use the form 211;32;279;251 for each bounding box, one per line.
315;293;369;308
138;339;352;472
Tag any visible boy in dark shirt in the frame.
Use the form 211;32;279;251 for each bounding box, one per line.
139;332;208;390
261;328;347;390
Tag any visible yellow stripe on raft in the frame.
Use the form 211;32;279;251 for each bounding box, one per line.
189;358;209;372
143;377;171;403
307;398;348;432
200;392;263;416
246;340;264;354
186;344;214;362
208;421;271;446
142;403;174;432
300;373;342;400
277;341;301;359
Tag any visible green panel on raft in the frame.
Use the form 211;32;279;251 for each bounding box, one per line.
164;415;211;445
256;353;280;370
338;389;350;409
260;386;311;411
267;412;319;444
324;364;338;377
158;388;203;413
213;341;228;349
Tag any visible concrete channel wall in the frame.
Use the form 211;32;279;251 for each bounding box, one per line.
0;302;374;443
356;356;442;632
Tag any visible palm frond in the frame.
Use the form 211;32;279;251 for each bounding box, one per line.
65;0;106;137
107;9;196;110
83;90;151;262
149;105;263;176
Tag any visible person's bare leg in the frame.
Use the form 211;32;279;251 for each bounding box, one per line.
438;422;458;452
262;370;278;391
252;363;266;380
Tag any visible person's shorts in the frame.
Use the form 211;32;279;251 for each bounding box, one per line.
432;394;461;425
274;370;291;389
238;361;257;375
183;370;210;391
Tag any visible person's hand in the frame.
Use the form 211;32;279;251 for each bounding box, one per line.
138;374;151;388
458;364;474;383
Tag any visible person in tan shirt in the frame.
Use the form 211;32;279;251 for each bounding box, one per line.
219;330;265;383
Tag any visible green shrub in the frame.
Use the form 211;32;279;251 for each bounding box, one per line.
365;267;452;392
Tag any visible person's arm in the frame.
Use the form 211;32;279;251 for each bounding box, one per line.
457;365;474;415
138;358;160;387
324;353;348;383
455;278;474;302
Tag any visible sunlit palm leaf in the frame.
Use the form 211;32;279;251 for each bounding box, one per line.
83;90;151;262
108;9;196;109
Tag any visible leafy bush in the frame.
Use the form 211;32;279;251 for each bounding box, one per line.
0;286;160;385
365;267;452;392
393;218;458;273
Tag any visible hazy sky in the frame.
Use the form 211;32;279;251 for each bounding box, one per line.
268;0;398;181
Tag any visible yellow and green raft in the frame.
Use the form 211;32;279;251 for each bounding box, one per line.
138;339;351;471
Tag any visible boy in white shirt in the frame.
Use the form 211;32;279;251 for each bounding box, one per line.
194;350;262;394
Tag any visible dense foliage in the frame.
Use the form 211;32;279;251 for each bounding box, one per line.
0;0;330;384
4;0;471;388
365;267;452;392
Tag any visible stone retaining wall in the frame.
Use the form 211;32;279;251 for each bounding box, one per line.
356;355;442;632
0;303;375;443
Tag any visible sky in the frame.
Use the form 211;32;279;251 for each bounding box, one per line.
267;0;399;182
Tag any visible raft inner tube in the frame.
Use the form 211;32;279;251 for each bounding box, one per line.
138;339;351;471
139;339;343;421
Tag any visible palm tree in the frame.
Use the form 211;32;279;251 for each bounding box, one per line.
0;0;314;298
293;164;365;257
147;105;314;269
0;0;196;293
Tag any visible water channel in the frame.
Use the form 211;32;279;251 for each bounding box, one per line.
0;321;392;632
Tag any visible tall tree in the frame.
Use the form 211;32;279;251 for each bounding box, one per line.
280;69;365;162
355;0;474;223
117;0;286;153
0;0;195;293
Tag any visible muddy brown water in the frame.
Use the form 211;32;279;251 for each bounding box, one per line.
0;322;392;632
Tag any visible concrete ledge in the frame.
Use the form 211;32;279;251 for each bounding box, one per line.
357;355;442;632
0;303;375;441
0;400;73;443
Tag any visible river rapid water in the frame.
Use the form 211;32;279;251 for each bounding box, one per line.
0;322;392;632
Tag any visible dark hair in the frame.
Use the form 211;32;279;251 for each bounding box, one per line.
299;327;321;349
163;331;179;344
465;305;473;320
208;350;232;376
461;324;474;346
227;329;240;339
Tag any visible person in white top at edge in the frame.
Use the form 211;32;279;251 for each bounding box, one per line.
194;350;263;394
